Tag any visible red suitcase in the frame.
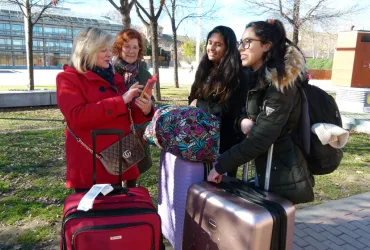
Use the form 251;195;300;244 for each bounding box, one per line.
61;129;161;250
182;145;296;250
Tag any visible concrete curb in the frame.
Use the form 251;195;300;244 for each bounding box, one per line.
0;90;56;108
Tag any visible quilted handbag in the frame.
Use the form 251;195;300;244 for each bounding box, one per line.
144;105;220;162
68;105;145;175
99;133;144;175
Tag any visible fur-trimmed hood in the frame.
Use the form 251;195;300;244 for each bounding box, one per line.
265;46;306;92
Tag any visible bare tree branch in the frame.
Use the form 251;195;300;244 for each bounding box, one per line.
164;2;172;19
243;0;369;44
33;3;54;25
107;0;120;10
279;0;293;24
128;0;136;11
175;3;218;31
155;1;165;20
8;0;27;17
135;3;150;26
136;1;151;20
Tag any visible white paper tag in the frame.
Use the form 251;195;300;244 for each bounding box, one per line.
77;184;113;211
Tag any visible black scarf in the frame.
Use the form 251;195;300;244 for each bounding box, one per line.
92;64;114;86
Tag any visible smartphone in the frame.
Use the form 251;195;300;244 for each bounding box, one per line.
140;75;157;98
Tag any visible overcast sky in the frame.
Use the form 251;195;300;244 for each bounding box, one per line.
62;0;370;40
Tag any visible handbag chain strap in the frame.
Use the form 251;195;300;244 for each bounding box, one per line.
66;125;102;160
66;103;137;158
127;103;136;135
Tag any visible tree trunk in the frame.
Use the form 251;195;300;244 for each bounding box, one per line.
25;1;34;91
292;0;301;45
312;31;315;59
293;25;299;45
172;19;179;88
122;10;131;29
151;22;161;101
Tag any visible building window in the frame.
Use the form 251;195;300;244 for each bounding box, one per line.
33;40;43;50
13;39;25;46
361;35;370;43
34;25;42;34
33;52;44;66
44;26;54;33
11;24;24;35
0;38;11;44
0;52;12;66
0;23;10;34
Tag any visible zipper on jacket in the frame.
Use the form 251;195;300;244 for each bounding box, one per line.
71;222;155;250
62;207;158;250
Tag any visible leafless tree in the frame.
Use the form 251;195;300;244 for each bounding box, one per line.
242;0;367;45
136;0;165;101
106;0;136;29
164;0;217;88
8;0;60;90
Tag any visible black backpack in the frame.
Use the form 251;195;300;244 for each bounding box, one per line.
294;79;343;175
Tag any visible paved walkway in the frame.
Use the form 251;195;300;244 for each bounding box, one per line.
294;192;370;250
164;192;370;250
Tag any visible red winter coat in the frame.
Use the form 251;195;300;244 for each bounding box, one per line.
56;65;153;188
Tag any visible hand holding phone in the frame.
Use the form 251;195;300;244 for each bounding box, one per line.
140;74;158;98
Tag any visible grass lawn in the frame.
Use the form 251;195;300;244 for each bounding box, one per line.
0;84;370;249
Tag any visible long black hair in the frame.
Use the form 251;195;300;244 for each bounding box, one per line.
246;20;298;85
191;25;241;103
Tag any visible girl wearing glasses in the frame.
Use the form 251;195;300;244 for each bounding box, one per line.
207;20;314;204
112;28;155;184
189;25;247;177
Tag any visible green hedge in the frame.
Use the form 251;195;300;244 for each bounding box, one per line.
306;58;333;70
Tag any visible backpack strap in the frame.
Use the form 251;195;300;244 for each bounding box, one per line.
295;82;311;157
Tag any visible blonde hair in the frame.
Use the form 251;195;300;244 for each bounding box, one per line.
69;27;115;73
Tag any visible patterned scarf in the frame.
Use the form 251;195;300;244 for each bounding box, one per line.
91;64;114;86
113;57;140;89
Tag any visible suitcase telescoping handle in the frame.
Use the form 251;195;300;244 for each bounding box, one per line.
242;144;274;191
91;129;123;185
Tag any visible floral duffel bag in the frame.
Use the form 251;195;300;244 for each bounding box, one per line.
143;105;220;162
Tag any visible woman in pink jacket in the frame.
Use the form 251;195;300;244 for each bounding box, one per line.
56;27;154;191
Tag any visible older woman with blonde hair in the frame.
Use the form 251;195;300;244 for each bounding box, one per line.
112;28;155;178
56;27;154;192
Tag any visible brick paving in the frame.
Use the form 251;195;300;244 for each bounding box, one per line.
164;192;370;250
294;192;370;250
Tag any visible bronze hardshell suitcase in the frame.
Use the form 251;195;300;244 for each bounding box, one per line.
182;145;295;250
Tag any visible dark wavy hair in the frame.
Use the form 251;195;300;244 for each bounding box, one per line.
245;19;301;85
192;26;241;103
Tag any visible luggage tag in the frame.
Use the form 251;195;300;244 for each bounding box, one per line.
77;184;114;211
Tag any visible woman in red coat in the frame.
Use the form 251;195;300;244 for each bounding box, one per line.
56;27;154;190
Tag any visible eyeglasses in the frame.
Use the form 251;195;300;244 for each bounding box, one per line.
122;45;140;52
238;38;262;49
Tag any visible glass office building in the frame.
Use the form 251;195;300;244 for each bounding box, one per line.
0;1;123;67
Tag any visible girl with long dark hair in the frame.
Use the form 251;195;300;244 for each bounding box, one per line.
207;20;314;204
189;25;247;177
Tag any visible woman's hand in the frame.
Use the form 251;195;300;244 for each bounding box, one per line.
241;118;254;136
135;92;153;116
190;99;197;107
207;168;222;184
122;82;143;104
